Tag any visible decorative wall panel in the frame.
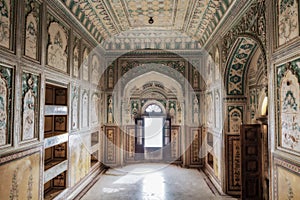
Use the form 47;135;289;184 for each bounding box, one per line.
71;85;79;130
0;64;13;146
277;58;300;154
226;38;257;95
82;90;89;128
0;150;41;200
278;0;299;46
226;134;241;192
70;135;91;187
107;95;113;124
125;126;135;161
82;48;89;81
192;95;199;124
107;63;114;89
0;0;11;49
73;37;79;78
47;16;68;72
24;0;40;60
91;93;100;125
104;127;116;164
190;128;201;165
274;158;300;200
91;54;99;85
206;92;213;127
21;72;39;141
228;106;243;134
215;47;220;80
171;127;180;160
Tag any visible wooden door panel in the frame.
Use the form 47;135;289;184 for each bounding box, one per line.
241;124;262;200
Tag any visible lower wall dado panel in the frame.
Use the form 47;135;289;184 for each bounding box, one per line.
124;126;135;162
171;126;181;163
226;134;241;195
104;126;119;166
190;127;201;166
274;157;300;200
0;147;42;199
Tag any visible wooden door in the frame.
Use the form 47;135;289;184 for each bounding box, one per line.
135;118;144;160
241;124;262;200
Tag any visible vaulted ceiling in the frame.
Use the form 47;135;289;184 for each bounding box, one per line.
61;0;234;47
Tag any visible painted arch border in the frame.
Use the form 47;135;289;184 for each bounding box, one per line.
224;34;267;96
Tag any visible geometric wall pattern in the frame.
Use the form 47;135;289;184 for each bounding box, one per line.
226;37;257;95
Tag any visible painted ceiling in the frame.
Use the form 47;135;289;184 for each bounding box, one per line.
61;0;234;47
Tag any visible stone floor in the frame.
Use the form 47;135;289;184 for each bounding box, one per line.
81;163;237;200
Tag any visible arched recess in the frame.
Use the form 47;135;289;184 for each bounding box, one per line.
223;34;268;196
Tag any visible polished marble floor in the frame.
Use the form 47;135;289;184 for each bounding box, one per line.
81;163;237;200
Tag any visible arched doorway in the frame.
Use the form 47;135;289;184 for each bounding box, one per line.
224;35;268;199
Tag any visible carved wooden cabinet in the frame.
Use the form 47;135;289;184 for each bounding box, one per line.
43;84;69;199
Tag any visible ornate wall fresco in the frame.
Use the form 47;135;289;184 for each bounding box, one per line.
105;128;116;164
91;93;100;125
82;91;89;128
226;38;258;95
0;0;11;49
82;48;89;81
228;106;243;134
222;0;266;64
206;92;213;127
191;128;200;164
0;64;13;146
71;85;79;130
192;95;199;124
0;151;40;200
107;95;113;124
227;135;241;192
24;0;39;60
277;58;300;153
274;158;300;200
21;72;39;141
171;127;180;160
47;17;68;72
91;55;99;85
107;62;114;89
215;47;220;81
215;90;221;129
125;126;135;161
278;0;299;46
73;37;79;78
70;135;91;187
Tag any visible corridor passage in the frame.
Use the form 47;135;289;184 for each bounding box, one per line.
81;164;236;200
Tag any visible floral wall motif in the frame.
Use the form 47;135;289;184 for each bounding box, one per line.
107;63;114;89
21;72;39;141
82;48;89;81
24;0;39;60
228;106;243;134
277;58;300;153
91;93;99;125
0;152;40;199
227;135;242;192
105;128;116;164
71;85;79;130
107;95;113;124
82;91;89;128
206;92;213;127
192;95;199;124
47;19;68;72
215;47;220;80
69;135;90;187
278;0;299;46
171;128;179;159
0;0;11;49
91;55;99;85
0;64;13;146
73;38;79;78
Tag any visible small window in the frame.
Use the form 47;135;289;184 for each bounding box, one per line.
145;104;162;113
